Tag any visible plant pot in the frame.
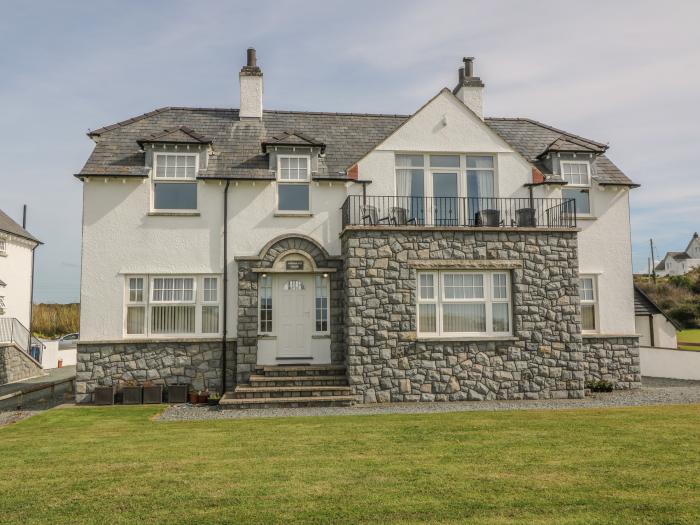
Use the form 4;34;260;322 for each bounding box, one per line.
122;386;143;405
93;386;116;405
207;397;220;407
167;384;189;404
189;391;200;404
143;385;163;404
199;393;210;405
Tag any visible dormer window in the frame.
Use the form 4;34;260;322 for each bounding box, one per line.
561;161;591;215
152;153;198;211
277;155;310;212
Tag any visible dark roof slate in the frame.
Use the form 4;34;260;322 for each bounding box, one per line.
137;126;211;146
79;105;635;185
0;208;40;244
634;285;681;329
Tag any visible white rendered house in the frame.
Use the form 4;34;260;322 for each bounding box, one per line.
0;208;42;384
75;50;641;405
655;233;700;277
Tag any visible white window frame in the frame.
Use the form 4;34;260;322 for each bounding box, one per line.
416;270;512;338
125;276;147;336
276;154;311;213
200;277;221;334
394;153;499;225
0;295;6;311
314;274;330;335
152;152;199;212
0;237;6;256
579;275;599;333
259;275;274;335
560;160;592;216
123;275;221;338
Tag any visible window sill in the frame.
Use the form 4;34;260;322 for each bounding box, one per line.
417;335;517;342
574;215;596;221
312;334;331;339
0;252;6;257
274;212;313;217
258;335;276;340
148;211;200;217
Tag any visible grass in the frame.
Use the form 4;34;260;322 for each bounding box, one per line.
678;329;700;351
1;405;699;524
31;303;79;339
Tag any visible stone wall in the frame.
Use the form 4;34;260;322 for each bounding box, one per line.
342;228;588;402
0;344;43;385
235;235;344;384
582;336;641;389
75;340;235;403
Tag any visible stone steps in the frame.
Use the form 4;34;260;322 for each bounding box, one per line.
248;374;348;387
221;364;353;409
219;394;355;409
234;385;352;399
258;365;347;377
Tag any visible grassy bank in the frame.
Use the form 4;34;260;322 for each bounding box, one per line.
1;405;699;524
31;303;79;339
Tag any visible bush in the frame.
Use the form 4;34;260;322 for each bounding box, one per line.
669;275;693;290
668;303;700;329
585;380;614;392
31;303;80;339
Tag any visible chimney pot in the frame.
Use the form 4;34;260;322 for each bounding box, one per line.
462;57;474;77
247;47;257;67
458;67;466;84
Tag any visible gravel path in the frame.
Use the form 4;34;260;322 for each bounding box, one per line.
157;377;700;421
0;410;40;428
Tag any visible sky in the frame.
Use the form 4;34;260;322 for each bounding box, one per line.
1;0;699;303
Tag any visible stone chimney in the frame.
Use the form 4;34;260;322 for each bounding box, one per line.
239;47;263;120
453;57;485;119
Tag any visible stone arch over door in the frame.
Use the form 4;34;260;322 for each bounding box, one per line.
234;235;344;385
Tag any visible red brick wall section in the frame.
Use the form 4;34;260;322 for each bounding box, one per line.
532;167;544;184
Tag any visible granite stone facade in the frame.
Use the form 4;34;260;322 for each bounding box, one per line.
343;227;590;402
75;340;235;403
0;344;43;385
582;336;641;389
235;235;344;384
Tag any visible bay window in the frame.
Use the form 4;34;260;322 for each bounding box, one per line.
417;270;511;337
579;276;597;332
153;153;198;211
561;161;591;215
124;275;221;337
277;156;310;212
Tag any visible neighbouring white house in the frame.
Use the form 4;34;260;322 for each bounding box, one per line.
655;233;700;277
75;49;641;405
0;208;43;385
634;285;679;348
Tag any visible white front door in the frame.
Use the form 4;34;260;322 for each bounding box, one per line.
277;275;312;357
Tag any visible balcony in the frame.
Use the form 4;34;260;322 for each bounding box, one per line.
341;196;577;229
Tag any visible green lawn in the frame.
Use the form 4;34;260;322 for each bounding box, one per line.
677;329;700;351
1;405;699;524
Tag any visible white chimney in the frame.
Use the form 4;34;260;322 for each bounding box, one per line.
453;57;484;119
239;47;263;120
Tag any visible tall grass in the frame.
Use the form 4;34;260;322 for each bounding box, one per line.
31;303;80;339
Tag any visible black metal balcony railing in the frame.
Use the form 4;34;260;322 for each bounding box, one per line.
341;196;577;229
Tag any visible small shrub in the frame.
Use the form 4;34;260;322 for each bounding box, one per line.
669;275;693;290
669;303;700;329
585;380;614;392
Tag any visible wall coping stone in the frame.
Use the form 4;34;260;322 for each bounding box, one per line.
417;336;519;343
78;338;235;345
582;334;640;339
341;225;581;235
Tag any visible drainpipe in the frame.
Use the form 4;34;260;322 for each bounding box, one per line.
221;180;231;395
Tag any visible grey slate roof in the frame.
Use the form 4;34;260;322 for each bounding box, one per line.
0;208;40;244
79;105;635;185
485;118;634;186
634;285;681;329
